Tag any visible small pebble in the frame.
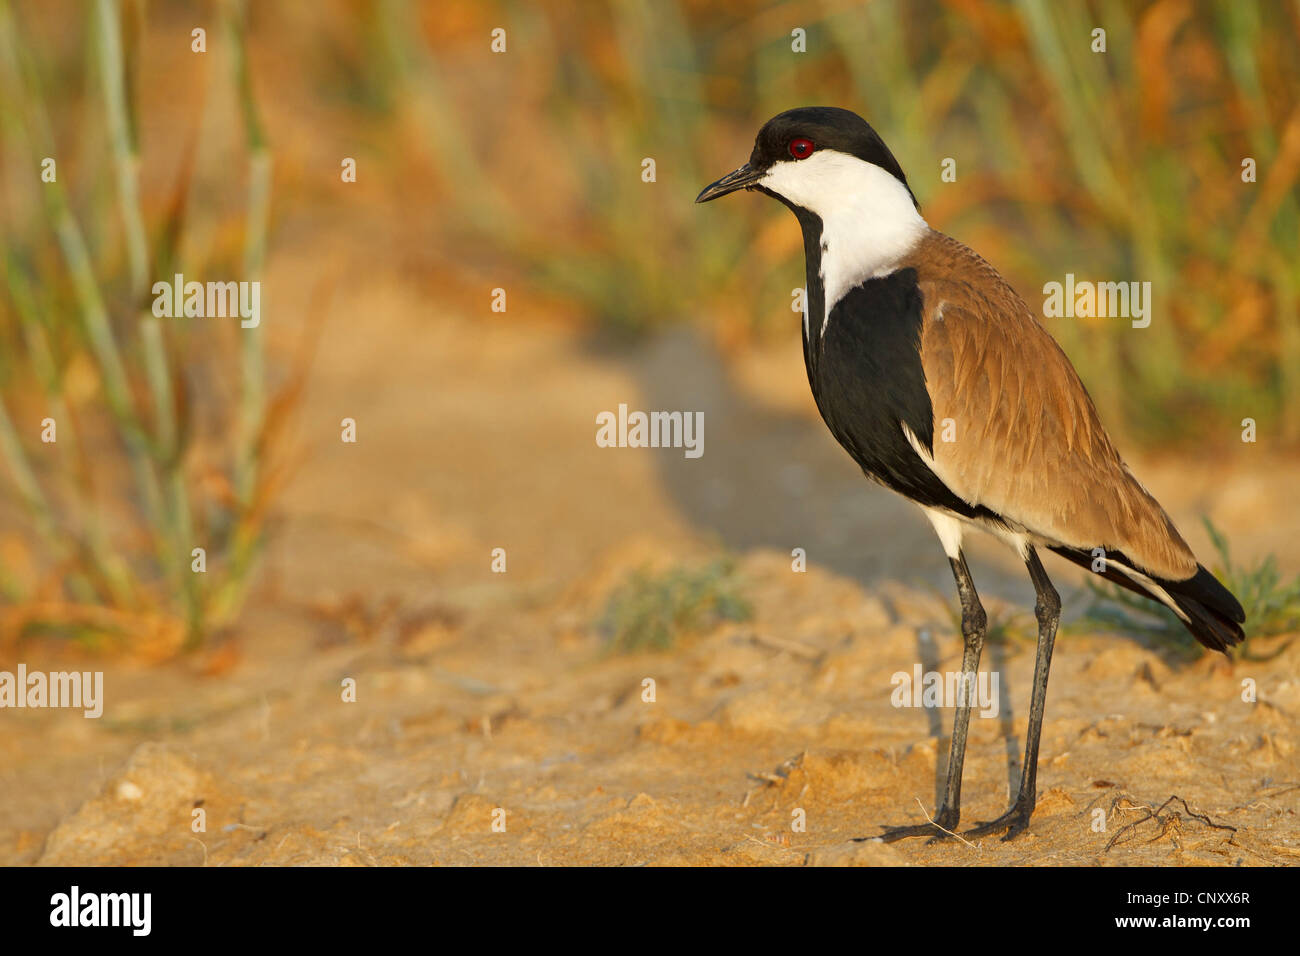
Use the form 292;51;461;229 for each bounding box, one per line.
116;781;144;801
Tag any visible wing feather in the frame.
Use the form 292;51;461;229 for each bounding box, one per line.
907;233;1197;581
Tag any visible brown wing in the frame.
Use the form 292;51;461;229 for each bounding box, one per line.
906;232;1197;581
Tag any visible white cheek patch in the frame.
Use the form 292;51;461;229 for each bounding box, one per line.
763;151;928;336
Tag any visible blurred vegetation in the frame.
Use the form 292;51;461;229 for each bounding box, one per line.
599;556;752;651
0;0;278;650
1082;517;1300;659
1;1;1296;652
360;0;1300;447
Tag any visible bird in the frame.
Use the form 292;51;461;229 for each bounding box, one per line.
696;106;1245;842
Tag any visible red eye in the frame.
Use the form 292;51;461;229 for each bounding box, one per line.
789;137;815;159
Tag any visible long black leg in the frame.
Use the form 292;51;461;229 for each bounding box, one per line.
873;550;986;843
963;546;1060;841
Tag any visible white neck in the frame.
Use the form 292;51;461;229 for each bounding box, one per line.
762;151;927;337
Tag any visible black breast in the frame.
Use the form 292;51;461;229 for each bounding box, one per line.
806;268;989;520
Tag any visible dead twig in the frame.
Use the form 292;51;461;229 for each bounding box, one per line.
747;632;823;661
913;797;979;850
1105;795;1236;852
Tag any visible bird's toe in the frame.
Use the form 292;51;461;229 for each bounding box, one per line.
962;804;1035;841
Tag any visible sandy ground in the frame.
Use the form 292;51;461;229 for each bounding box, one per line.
2;289;1297;867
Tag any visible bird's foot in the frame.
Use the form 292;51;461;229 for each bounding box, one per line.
962;800;1034;841
862;808;959;845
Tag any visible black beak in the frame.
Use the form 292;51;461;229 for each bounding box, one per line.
695;162;763;203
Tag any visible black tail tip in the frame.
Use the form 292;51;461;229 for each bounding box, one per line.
1168;564;1245;653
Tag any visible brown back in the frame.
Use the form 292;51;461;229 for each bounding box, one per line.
905;231;1197;580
